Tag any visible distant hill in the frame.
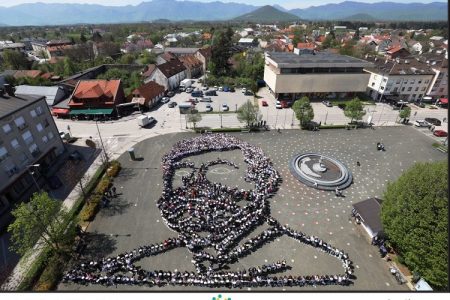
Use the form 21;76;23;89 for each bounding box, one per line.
342;13;377;21
289;1;447;21
0;1;447;26
233;5;299;23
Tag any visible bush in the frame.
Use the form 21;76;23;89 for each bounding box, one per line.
33;256;63;291
319;125;348;129
94;177;111;195
79;194;102;222
107;160;121;178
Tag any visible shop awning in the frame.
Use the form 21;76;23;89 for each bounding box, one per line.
69;108;114;115
439;98;448;104
52;108;70;115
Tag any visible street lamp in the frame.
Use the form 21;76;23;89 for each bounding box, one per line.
27;164;41;192
95;120;109;165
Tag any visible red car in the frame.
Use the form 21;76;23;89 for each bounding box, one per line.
281;101;289;108
433;130;448;137
261;100;268;107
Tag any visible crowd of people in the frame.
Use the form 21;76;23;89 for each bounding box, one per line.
63;134;354;288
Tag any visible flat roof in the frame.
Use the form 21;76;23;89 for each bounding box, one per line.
0;94;45;119
267;52;373;69
352;198;383;235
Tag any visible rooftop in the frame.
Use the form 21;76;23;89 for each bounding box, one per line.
72;80;121;100
0;93;44;119
267;52;373;68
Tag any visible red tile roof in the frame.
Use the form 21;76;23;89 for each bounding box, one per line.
71;80;121;102
297;42;316;49
157;60;186;78
131;81;165;105
179;55;202;69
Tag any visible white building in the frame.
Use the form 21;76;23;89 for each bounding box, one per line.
263;52;373;100
145;59;187;91
364;57;435;102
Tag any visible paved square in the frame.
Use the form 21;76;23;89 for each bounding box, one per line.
60;126;446;291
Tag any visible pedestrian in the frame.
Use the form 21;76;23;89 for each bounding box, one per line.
112;186;117;197
356;161;360;167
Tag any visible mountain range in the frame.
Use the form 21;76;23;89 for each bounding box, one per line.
0;1;447;26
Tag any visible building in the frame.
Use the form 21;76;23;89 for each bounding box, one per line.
264;52;373;100
364;57;436;102
195;47;211;74
0;41;25;53
238;38;257;48
68;80;126;117
385;46;411;60
130;81;165;109
352;198;383;239
156;52;178;65
15;85;68;107
163;48;200;57
0;88;64;229
144;60;187;91
179;55;203;79
425;58;448;100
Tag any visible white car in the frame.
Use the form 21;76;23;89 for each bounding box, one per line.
413;120;430;127
275;101;282;109
185;87;193;93
202;86;209;91
161;97;170;103
221;103;229;111
205;104;213;112
242;87;247;93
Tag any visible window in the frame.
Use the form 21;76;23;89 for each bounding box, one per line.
401;87;405;92
18;152;28;165
29;143;39;156
396;79;401;84
22;130;33;145
48;132;54;140
43;119;50;128
2;124;12;134
439;88;444;92
36;123;43;132
380;86;384;90
36;106;43;115
383;78;387;82
407;87;412;91
418;80;422;84
371;82;375;87
393;87;398;93
42;135;49;144
409;79;415;84
4;164;18;177
421;87;426;91
418;94;423;99
11;139;20;150
14;116;26;129
415;87;419;92
425;79;429;84
30;110;37;118
0;146;8;162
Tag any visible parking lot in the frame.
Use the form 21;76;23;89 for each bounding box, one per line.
59;126;446;291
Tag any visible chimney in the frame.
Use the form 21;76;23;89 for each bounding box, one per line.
4;84;14;97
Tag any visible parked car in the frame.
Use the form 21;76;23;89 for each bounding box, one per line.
189;98;199;104
433;130;448;137
413;120;430;127
161;97;170;103
199;97;212;102
261;100;268;107
223;86;230;92
185;87;193;93
218;86;223;91
242;87;247;93
191;91;203;97
425;117;441;126
205;104;213;112
167;91;175;97
202;86;209;91
221;103;229;111
168;102;177;108
244;91;254;96
205;90;217;96
275;101;282;109
322;100;332;107
281;101;289;108
229;87;235;92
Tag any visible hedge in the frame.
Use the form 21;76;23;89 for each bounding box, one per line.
33;255;63;291
107;160;121;178
319;125;348;129
79;194;102;222
94;177;111;195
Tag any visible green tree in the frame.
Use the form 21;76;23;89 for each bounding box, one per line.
292;96;314;128
187;110;202;129
237;100;262;128
119;53;136;64
8;192;77;257
2;49;29;69
344;97;366;123
381;161;448;290
210;28;233;76
80;33;87;43
399;106;411;121
63;57;76;77
140;51;156;65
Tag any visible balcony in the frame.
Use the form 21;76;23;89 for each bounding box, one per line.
17;123;28;131
24;136;34;145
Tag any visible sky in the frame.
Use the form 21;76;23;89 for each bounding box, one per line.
0;0;445;9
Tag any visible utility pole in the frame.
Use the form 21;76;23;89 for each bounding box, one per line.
95;120;109;165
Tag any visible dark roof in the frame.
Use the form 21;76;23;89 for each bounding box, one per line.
267;52;373;68
197;47;211;59
157;60;186;78
365;56;435;75
0;93;45;119
132;81;165;101
352;198;383;235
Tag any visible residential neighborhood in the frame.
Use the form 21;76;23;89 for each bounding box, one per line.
0;0;447;295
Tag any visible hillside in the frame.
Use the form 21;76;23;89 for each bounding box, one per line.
233;5;299;23
342;13;377;21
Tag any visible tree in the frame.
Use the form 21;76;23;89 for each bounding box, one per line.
210;28;233;76
119;53;136;64
292;96;314;128
344;97;366;123
2;49;29;69
8;192;77;257
237;100;262;128
187;110;202;129
381;161;448;290
399;106;411;122
140;51;156;65
80;33;87;43
63;57;76;77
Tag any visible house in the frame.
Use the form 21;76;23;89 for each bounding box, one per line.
407;40;423;54
68;79;125;117
179;55;203;79
294;42;316;55
14;85;68;107
130;81;165;109
156;52;178;65
141;64;157;79
385;46;411;60
195;47;212;74
352;198;383;239
121;39;154;54
238;38;257;48
144;60;187;91
426;58;448;99
13;70;43;80
0;41;25;53
163;48;200;57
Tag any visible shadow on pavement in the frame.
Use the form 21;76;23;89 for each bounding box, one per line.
78;231;117;262
99;196;132;217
